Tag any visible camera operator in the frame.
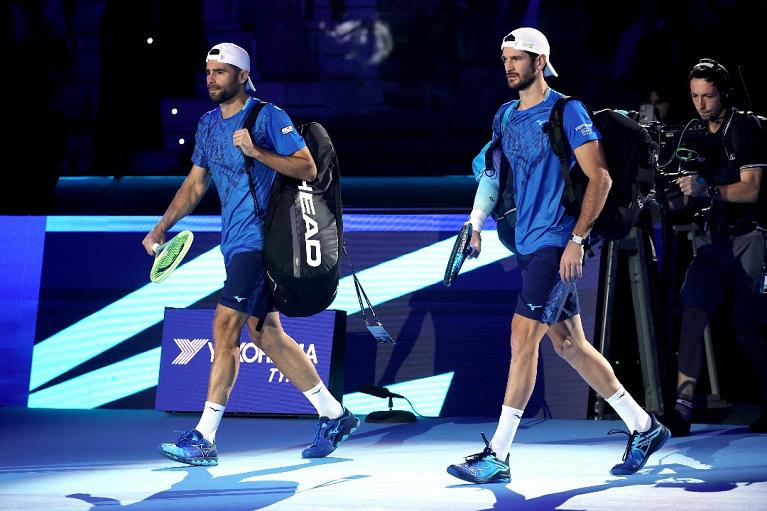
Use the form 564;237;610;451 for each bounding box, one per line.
668;58;767;436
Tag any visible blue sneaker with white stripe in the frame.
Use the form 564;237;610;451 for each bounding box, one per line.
609;413;670;475
447;433;511;484
159;429;218;466
302;408;360;458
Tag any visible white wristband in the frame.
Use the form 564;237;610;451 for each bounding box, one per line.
468;208;488;233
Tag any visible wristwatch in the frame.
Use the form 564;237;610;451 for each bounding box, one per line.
706;185;721;200
569;233;586;246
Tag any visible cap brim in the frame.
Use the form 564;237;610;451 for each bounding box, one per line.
544;61;558;78
246;76;256;92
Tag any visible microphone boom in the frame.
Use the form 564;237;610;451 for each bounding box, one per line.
358;384;391;399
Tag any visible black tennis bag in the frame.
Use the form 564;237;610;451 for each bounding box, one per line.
263;122;342;316
547;96;658;241
241;102;342;317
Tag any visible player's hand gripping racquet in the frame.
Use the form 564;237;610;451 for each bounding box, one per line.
443;223;474;287
150;230;194;283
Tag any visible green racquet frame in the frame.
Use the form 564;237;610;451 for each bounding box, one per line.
150;230;194;283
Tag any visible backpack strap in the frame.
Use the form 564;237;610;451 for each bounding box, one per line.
545;96;598;254
241;99;268;218
493;102;517;216
547;96;599;204
546;96;582;207
501;102;514;133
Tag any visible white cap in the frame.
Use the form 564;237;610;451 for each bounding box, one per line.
500;27;558;78
206;42;256;92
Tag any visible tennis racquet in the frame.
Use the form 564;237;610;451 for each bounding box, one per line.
443;223;473;287
150;230;194;283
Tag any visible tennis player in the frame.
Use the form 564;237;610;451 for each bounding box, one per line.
142;43;358;466
446;28;669;484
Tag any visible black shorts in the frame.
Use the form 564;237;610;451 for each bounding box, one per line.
680;229;765;315
219;250;272;320
515;246;580;325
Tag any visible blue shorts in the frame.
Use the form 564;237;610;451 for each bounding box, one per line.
515;246;580;325
219;250;272;320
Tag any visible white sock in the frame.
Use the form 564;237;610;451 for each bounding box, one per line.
490;405;524;461
196;401;225;443
606;387;651;433
303;382;344;419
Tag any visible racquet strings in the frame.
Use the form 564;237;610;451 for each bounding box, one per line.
150;230;194;283
443;224;472;287
450;243;468;275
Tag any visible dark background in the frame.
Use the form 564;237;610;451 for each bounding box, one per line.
3;0;767;194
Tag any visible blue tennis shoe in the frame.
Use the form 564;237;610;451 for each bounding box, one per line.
159;429;218;466
609;413;670;475
302;408;360;458
447;433;511;484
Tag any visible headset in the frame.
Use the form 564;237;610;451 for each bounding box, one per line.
689;58;732;103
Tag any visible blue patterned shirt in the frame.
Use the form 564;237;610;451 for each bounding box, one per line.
192;98;305;263
491;89;601;254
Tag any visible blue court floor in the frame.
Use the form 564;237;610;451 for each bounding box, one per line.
1;408;766;510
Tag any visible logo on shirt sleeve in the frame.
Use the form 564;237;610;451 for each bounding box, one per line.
281;125;294;135
575;122;594;137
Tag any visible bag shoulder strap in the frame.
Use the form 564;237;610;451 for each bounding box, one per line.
341;242;395;342
241;99;268;170
545;95;593;206
501;101;515;134
241;99;268;217
493;102;516;211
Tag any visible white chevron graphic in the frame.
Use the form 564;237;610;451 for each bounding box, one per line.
172;338;208;365
28;214;511;408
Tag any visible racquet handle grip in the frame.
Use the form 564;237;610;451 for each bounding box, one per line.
152;242;164;256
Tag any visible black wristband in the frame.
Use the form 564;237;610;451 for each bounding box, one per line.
706;185;721;200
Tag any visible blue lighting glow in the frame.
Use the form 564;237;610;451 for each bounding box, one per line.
44;214;495;233
28;247;225;392
28;215;509;409
28;348;162;409
45;216;223;233
0;216;46;406
329;230;508;312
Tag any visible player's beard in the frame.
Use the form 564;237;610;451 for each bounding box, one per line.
507;61;536;91
208;82;238;104
508;72;536;91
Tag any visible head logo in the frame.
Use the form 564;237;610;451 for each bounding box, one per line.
172;338;209;365
297;181;321;267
